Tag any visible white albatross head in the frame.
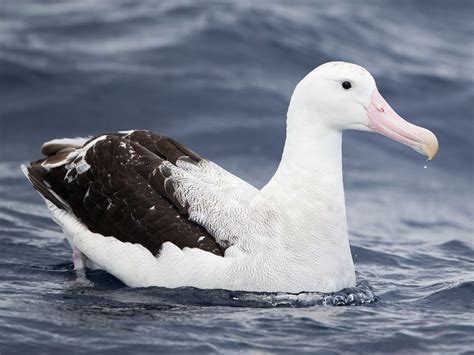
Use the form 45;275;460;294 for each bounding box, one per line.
289;61;439;160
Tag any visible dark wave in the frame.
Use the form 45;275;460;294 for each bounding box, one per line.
415;281;474;312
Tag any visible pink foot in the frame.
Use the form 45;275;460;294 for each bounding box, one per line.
72;246;85;270
71;246;91;285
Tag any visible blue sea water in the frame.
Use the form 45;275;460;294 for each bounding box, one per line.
0;0;473;353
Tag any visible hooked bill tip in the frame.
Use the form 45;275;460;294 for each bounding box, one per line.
423;130;439;160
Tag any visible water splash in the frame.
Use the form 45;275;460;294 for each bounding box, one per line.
110;281;379;308
235;282;377;307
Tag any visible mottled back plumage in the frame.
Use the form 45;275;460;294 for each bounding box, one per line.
25;131;224;256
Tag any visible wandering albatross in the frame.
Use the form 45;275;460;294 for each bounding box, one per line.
22;62;439;293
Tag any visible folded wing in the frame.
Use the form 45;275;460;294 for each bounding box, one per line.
24;130;258;256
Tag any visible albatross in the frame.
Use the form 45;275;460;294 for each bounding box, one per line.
22;62;438;293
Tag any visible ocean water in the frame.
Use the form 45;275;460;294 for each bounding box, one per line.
0;0;473;353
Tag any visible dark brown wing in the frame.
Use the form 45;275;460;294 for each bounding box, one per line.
25;130;224;256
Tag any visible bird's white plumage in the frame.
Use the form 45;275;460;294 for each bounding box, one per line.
30;61;439;293
42;137;89;148
161;159;258;248
46;197;354;292
38;62;370;293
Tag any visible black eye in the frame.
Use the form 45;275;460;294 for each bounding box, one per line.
342;81;352;89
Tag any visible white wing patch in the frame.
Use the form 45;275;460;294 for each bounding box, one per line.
40;135;107;175
118;130;136;135
42;137;89;148
74;159;91;175
160;158;259;248
45;135;108;182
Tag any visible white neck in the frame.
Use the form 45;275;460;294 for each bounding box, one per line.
253;105;356;291
263;107;347;239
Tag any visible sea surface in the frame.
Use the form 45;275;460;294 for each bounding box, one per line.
0;0;473;353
